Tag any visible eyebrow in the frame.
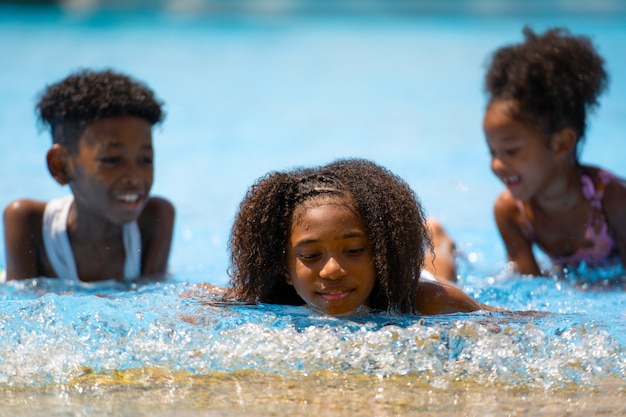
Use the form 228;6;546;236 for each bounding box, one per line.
498;135;520;142
100;141;153;150
294;232;366;247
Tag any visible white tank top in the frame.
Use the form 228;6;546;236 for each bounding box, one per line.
42;195;141;283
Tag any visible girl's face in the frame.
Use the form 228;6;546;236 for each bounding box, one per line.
66;116;154;225
285;197;376;316
483;100;559;202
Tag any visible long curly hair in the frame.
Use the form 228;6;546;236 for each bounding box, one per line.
36;69;165;152
228;158;432;313
484;26;608;161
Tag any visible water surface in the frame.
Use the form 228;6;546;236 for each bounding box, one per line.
0;3;625;415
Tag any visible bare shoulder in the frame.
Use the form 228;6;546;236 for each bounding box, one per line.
602;174;626;228
138;197;175;227
4;199;48;280
3;198;47;244
493;190;518;220
416;280;494;315
137;196;175;252
604;174;626;200
136;196;175;277
493;190;524;236
4;199;47;225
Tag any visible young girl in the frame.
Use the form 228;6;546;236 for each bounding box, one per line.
483;27;626;277
227;158;496;316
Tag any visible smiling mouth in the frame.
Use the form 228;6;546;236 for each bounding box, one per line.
115;192;143;204
503;175;520;186
319;289;352;302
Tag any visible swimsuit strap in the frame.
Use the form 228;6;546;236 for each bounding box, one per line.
43;195;80;283
581;170;614;243
515;169;617;266
551;170;617;266
419;269;437;283
123;220;142;280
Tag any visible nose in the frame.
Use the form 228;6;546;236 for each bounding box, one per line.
319;256;347;280
122;160;150;186
122;176;142;186
490;155;504;175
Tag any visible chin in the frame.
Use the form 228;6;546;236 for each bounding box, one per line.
324;304;359;316
110;213;142;225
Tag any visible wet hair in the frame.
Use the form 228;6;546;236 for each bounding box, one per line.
36;69;165;152
484;26;608;161
228;158;432;314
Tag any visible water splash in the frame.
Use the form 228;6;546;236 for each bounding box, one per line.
0;280;624;391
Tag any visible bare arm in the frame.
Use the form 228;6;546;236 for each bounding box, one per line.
415;279;500;315
3;200;47;280
494;191;541;276
602;176;626;270
423;218;457;282
138;196;175;280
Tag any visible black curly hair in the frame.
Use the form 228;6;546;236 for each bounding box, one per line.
36;69;165;152
484;26;608;161
228;158;432;313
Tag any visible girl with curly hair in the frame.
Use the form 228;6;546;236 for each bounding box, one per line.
484;27;626;278
228;158;495;316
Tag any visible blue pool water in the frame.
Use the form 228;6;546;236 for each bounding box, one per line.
0;2;625;413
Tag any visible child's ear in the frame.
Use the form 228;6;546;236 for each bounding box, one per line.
46;144;72;185
285;272;293;286
550;127;577;157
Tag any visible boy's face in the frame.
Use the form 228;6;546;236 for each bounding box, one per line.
66;115;154;225
285;197;376;316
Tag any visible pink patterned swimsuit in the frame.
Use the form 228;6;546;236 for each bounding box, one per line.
517;169;618;268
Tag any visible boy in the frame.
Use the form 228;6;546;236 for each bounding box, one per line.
3;69;175;283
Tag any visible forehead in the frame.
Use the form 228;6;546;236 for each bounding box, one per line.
484;100;544;142
80;116;153;149
484;100;518;125
292;195;358;223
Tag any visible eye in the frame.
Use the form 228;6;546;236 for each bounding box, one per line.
298;251;321;261
504;147;520;157
345;247;365;256
490;147;519;159
139;156;153;165
97;156;121;165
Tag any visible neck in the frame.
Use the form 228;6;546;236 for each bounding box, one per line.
66;201;124;242
532;165;583;212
